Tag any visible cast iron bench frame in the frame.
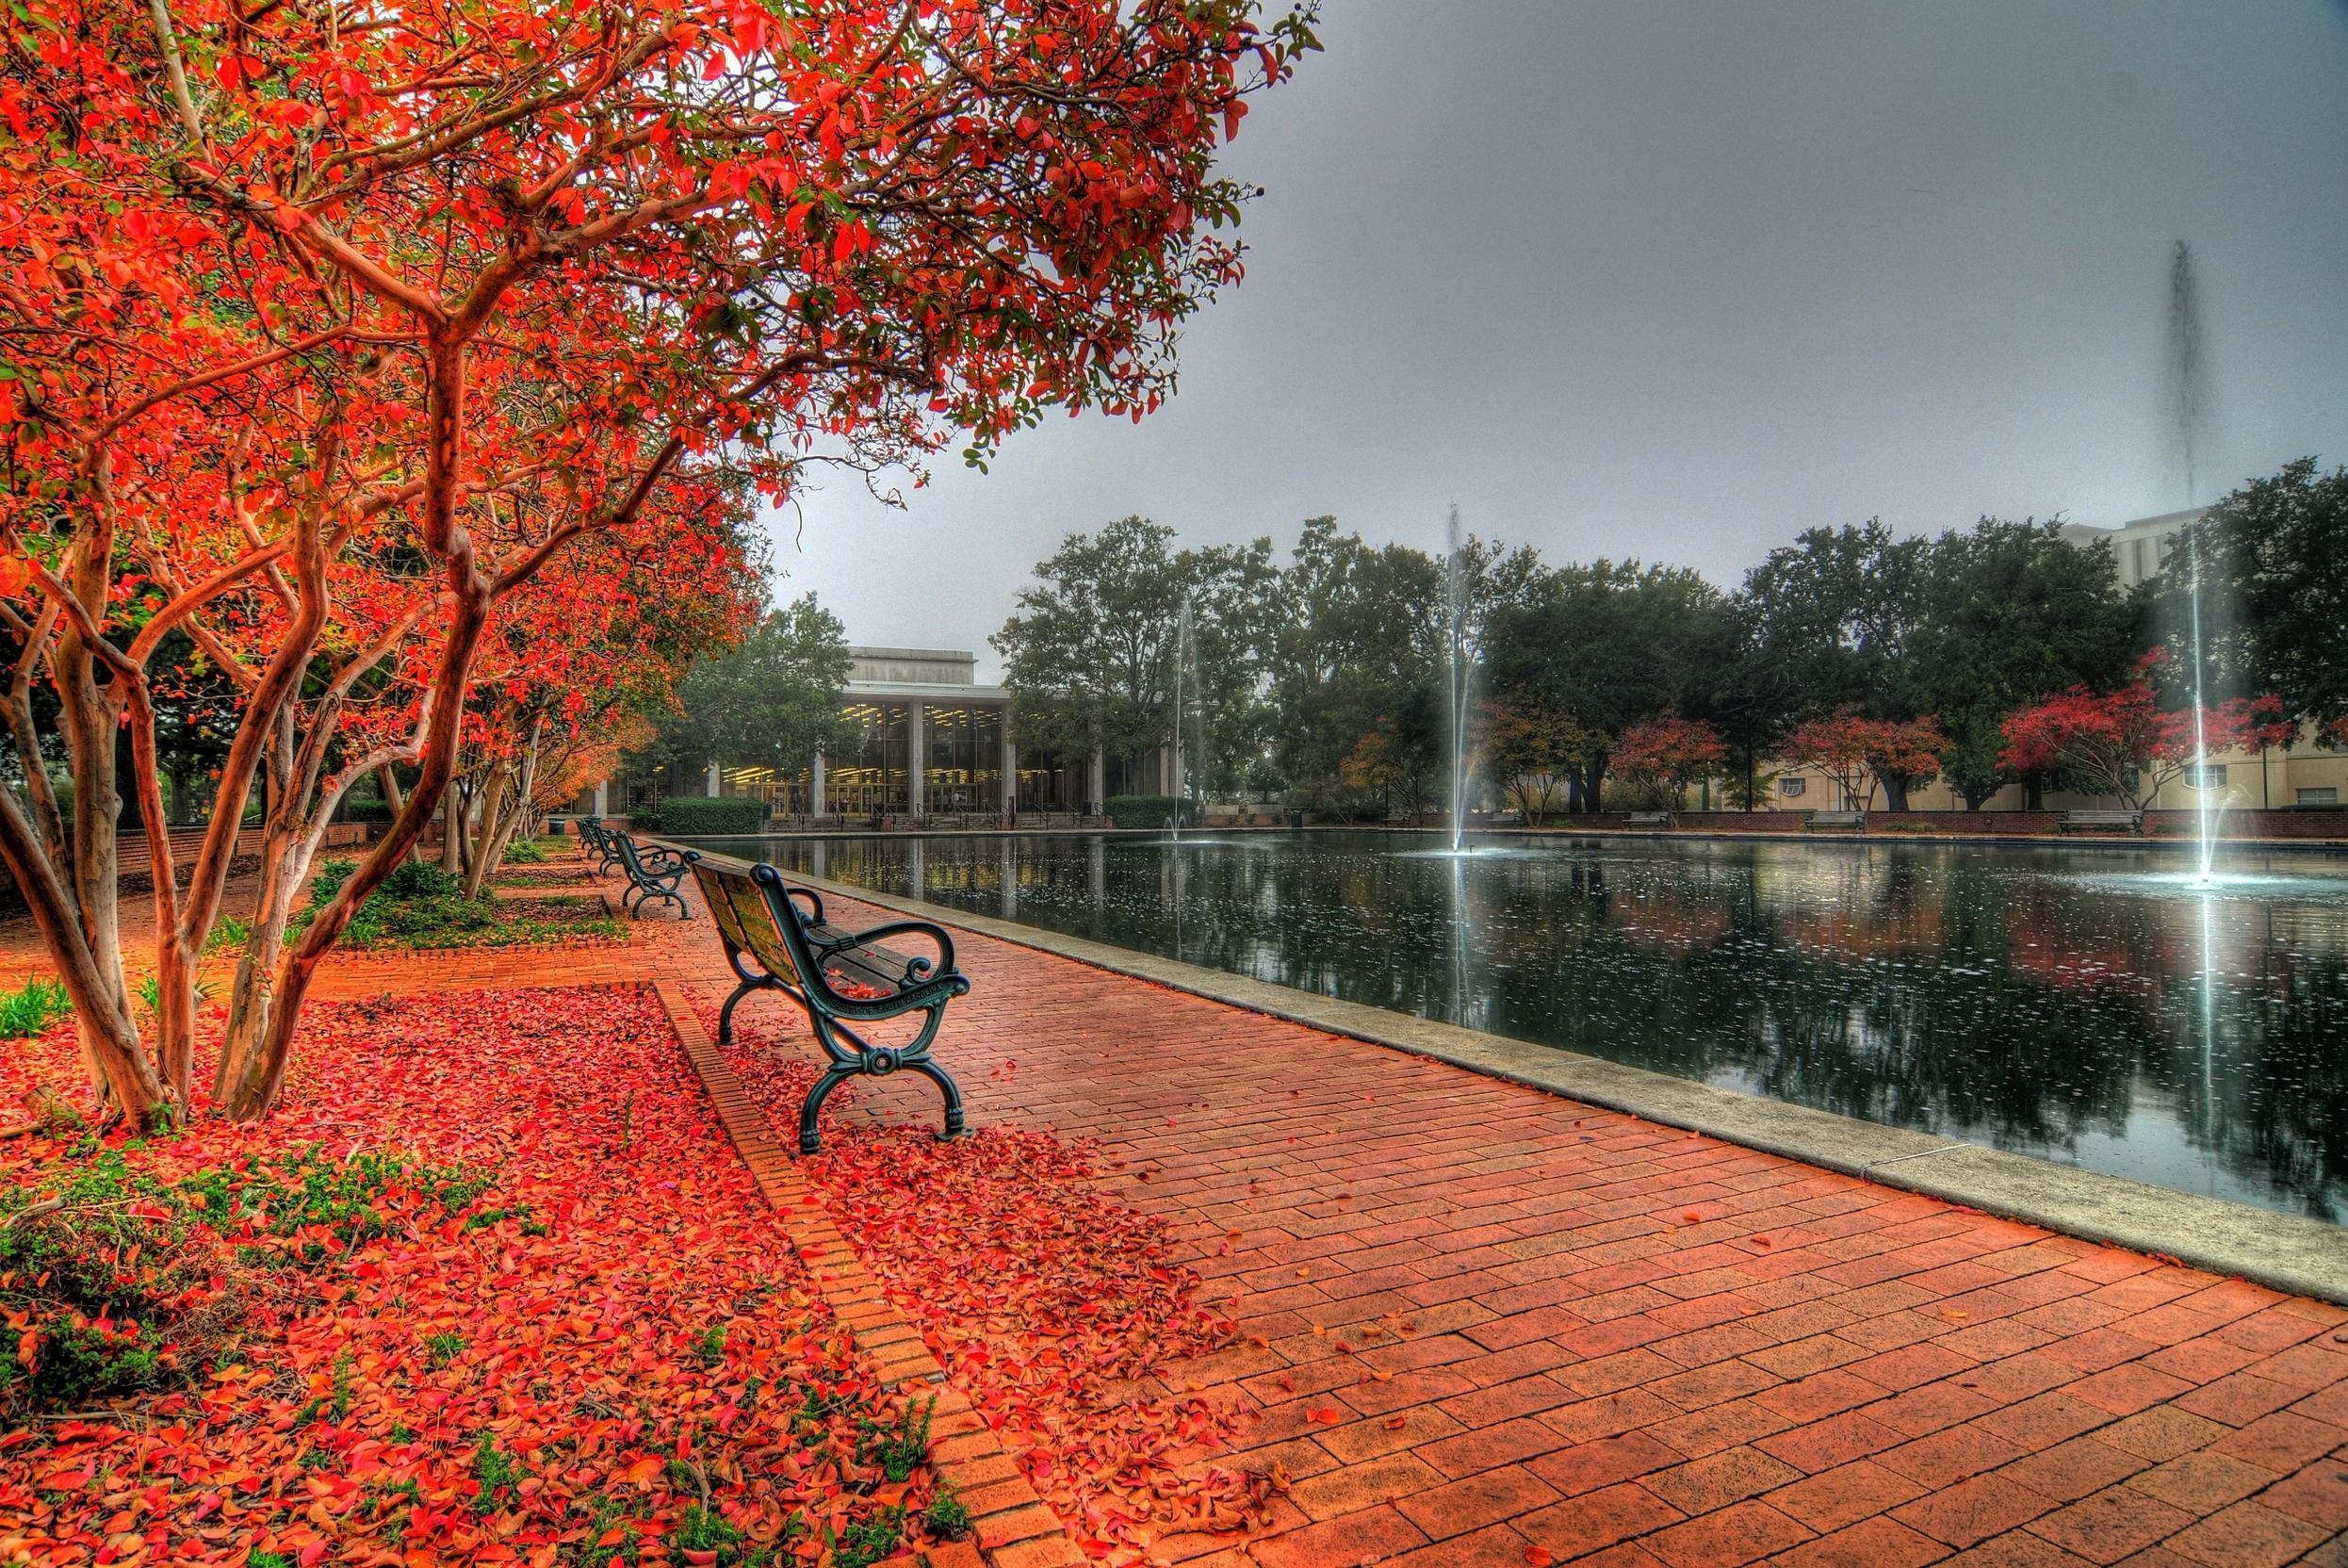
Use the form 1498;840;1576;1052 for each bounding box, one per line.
1624;811;1673;829
684;852;970;1153
2058;809;2144;835
575;817;623;873
611;832;690;919
1804;809;1868;832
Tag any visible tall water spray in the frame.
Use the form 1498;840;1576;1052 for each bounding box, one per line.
1170;594;1198;841
2168;241;2216;883
1443;505;1474;854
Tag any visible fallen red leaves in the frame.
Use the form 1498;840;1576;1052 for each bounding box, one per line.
715;1014;1273;1564
1;987;941;1566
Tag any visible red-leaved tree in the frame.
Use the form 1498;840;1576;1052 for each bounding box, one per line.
1612;713;1727;808
1781;711;1948;809
1;0;1315;1125
1997;652;2294;811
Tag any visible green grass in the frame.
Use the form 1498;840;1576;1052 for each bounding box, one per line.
922;1482;972;1541
0;977;71;1038
295;856;622;951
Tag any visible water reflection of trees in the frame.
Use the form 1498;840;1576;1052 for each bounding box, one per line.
762;833;2347;1218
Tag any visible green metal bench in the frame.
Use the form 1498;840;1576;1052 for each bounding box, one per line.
575;817;623;873
611;832;691;919
684;852;970;1153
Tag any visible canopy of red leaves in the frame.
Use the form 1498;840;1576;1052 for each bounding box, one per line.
0;988;943;1565
715;1015;1272;1564
1998;651;2295;806
1612;713;1726;791
1780;710;1948;805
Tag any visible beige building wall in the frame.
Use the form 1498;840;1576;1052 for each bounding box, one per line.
1763;727;2348;814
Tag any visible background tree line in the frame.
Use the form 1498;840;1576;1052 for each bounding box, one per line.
988;458;2347;816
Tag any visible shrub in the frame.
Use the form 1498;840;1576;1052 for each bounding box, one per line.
651;796;768;835
1104;793;1197;830
0;977;71;1038
1282;779;1379;824
382;858;461;900
502;837;549;864
337;799;395;825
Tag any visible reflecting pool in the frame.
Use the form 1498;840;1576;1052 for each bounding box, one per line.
702;831;2348;1220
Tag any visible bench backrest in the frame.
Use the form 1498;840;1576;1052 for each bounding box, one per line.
685;856;862;1005
1810;810;1865;825
2067;809;2139;822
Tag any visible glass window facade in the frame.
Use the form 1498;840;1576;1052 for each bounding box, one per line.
1016;748;1079;811
921;705;1002;813
831;703;909;813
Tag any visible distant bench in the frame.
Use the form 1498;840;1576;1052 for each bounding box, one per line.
1804;810;1867;832
1623;811;1673;829
2059;808;2144;835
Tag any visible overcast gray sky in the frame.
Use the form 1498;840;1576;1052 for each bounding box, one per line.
775;0;2348;678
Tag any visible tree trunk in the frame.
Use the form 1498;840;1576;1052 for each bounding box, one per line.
461;764;505;899
1883;776;1912;811
221;545;493;1122
439;781;465;874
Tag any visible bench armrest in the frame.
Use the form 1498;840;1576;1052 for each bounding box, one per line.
844;919;957;982
782;885;825;925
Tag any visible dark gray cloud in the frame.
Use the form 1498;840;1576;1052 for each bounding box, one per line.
777;0;2348;676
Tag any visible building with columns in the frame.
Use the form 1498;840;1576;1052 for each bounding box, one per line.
712;646;1105;820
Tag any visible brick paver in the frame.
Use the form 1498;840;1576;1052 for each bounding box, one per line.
6;859;2345;1566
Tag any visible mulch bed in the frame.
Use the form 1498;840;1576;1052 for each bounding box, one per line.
0;986;956;1566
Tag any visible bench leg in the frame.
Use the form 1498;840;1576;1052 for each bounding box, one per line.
716;978;758;1046
906;1056;967;1141
798;1065;857;1155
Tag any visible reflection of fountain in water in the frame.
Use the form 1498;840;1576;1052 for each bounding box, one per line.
1449;857;1471;1029
2196;887;2219;1193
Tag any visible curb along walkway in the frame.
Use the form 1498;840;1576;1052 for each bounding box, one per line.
15;865;2348;1567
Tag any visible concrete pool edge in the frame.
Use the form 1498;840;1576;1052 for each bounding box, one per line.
705;854;2348;1306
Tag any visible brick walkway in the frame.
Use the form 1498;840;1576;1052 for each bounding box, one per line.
7;864;2346;1567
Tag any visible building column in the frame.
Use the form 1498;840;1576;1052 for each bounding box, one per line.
906;703;925;816
1001;728;1017;818
592;779;608;820
1089;747;1105;815
809;745;826;817
705;760;720;798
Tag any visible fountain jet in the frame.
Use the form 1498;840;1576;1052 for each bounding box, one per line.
1444;505;1473;854
2169;241;2216;884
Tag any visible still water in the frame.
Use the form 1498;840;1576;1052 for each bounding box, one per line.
704;831;2348;1220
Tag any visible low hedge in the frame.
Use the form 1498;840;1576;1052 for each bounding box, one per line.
645;795;769;836
1105;794;1198;829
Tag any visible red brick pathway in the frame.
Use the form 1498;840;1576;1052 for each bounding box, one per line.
8;863;2346;1567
